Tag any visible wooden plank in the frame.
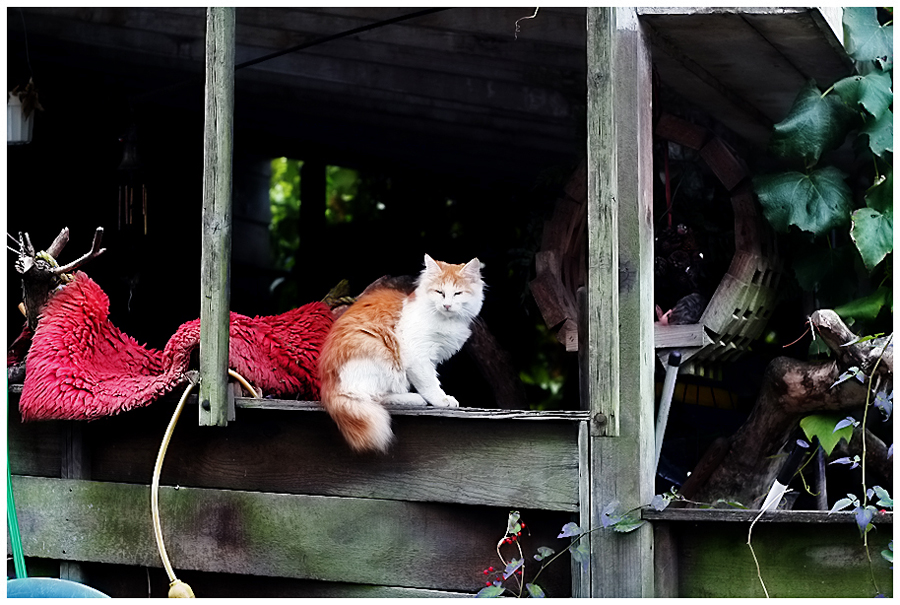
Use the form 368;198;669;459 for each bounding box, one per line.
84;404;583;512
236;398;590;421
584;8;657;597
9;476;573;596
654;323;712;349
643;508;894;525
661;520;893;597
72;561;477;598
654;112;709;150
199;8;235;427
699;136;748;191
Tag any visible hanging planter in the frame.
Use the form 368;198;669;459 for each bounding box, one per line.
8;79;42;146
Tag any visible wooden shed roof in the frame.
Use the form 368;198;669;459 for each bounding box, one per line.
8;7;849;181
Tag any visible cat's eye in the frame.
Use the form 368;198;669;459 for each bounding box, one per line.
454;291;463;297
435;289;444;295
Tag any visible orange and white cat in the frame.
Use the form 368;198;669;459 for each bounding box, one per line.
318;254;484;452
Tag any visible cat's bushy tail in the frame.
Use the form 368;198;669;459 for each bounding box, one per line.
320;387;393;453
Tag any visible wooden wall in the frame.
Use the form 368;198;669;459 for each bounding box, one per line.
7;389;582;597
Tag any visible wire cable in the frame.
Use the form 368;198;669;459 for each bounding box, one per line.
133;8;451;102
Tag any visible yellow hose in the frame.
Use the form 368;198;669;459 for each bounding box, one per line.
151;370;258;598
151;379;196;598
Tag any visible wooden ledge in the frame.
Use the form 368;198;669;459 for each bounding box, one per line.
643;507;893;524
7;384;591;422
237;397;592;421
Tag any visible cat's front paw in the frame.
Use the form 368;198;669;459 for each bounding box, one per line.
430;394;460;408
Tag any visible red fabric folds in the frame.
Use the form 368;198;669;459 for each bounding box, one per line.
18;272;333;421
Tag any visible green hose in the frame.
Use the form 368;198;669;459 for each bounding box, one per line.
7;455;27;578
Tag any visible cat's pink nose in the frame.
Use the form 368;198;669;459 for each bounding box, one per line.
443;304;451;310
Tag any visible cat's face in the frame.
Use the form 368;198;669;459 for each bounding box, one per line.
418;254;484;319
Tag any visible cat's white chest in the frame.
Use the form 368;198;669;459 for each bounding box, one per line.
396;299;470;364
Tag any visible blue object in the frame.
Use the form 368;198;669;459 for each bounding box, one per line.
7;578;109;598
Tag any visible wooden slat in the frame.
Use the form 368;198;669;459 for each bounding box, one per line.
237;398;590;421
643;508;894;524
79;403;581;512
9;476;572;596
654;323;713;349
74;561;478;599
199;8;235;427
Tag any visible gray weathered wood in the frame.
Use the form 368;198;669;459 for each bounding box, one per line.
583;7;656;597
585;7;620;438
199;7;236;427
236;397;590;421
60;422;90;583
8;389;586;511
643;507;894;525
10;476;572;595
82;405;582;512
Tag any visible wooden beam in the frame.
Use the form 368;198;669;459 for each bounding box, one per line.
9;476;573;596
583;8;656;597
199;7;236;427
80;406;583;512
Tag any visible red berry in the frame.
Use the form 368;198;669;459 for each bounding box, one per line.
520;522;526;528
483;570;489;575
485;581;491;586
488;567;494;572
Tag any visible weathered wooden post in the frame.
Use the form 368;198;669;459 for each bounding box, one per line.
580;7;656;596
199;7;235;427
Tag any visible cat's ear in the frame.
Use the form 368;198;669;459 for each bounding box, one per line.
423;254;440;273
463;258;482;278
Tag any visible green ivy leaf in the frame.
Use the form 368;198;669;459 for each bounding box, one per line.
557;522;583;538
570;540;590;571
476;585;506;598
873;485;893;509
525;583;546;598
534;546;555;562
503;558;524;580
866;171;893;213
851;207;893;272
843;7;893;65
800;413;853;456
856;504;877;537
754;167;852;236
610;513;645;534
768;81;857;163
861;108;893;157
506;511;521;535
833;71;893;119
833;286;892;322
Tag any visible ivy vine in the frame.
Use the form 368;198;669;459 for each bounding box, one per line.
753;7;893;326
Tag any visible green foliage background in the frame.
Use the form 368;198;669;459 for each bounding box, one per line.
753;7;893;333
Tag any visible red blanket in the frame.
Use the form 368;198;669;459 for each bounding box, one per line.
16;272;333;421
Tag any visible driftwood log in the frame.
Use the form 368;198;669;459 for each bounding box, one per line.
8;227;106;382
680;309;893;507
12;226;106;330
